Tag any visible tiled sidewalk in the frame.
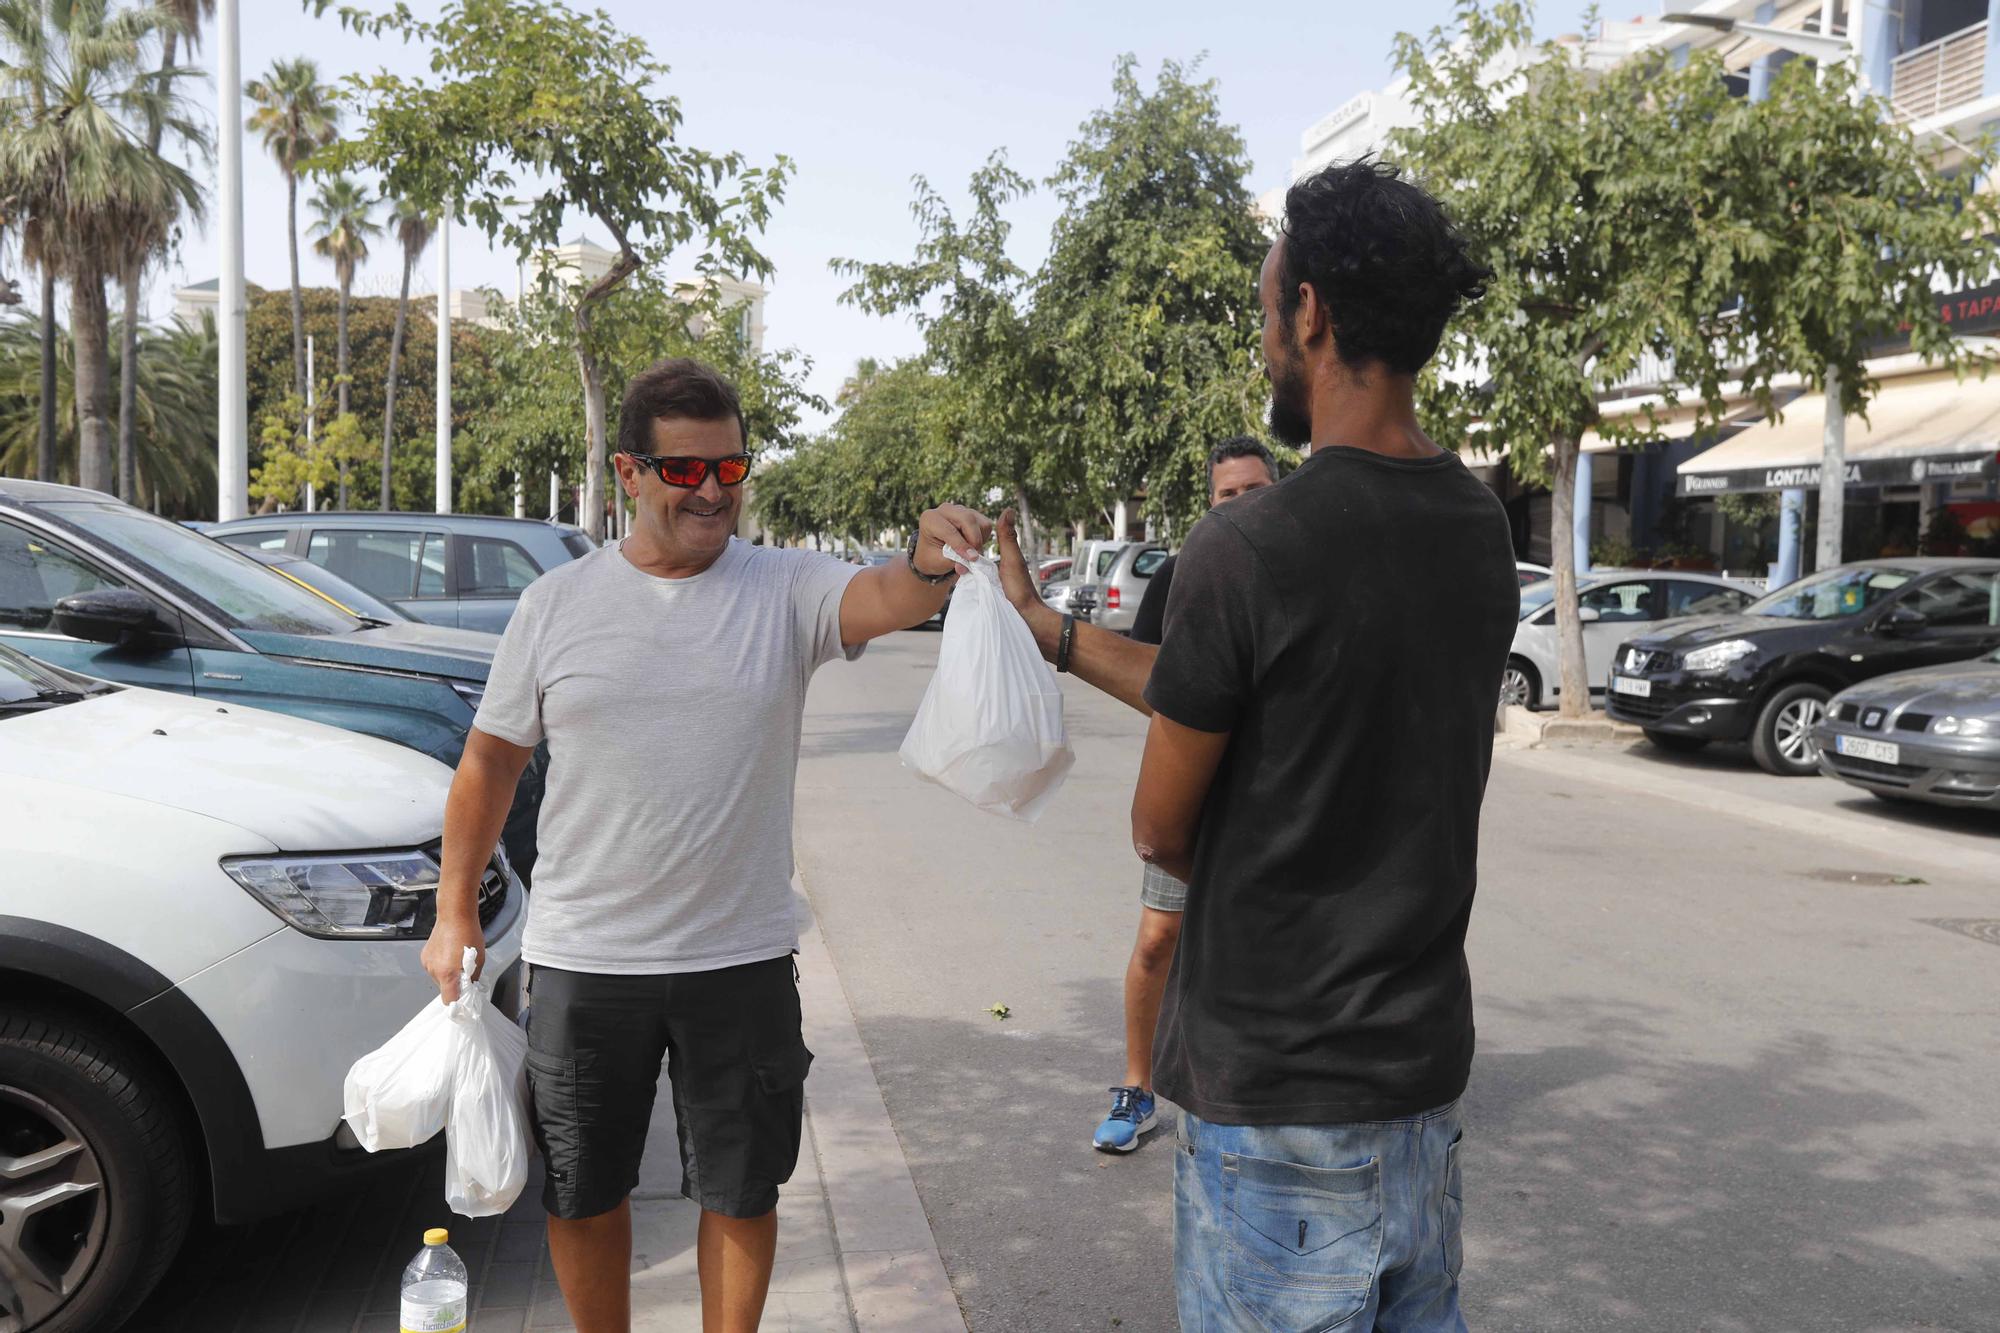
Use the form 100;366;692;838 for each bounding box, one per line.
128;1094;849;1333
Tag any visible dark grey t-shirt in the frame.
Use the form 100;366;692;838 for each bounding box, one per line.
1143;445;1519;1124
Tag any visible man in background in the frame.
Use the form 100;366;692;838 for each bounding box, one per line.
1089;436;1280;1154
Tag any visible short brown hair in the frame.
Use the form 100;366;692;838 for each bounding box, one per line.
617;358;746;455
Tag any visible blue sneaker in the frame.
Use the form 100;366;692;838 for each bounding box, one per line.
1092;1086;1157;1153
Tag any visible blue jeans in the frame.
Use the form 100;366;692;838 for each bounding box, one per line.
1173;1102;1467;1332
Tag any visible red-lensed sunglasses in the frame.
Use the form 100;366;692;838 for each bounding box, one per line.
621;451;751;488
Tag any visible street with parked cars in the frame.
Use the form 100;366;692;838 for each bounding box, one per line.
3;498;1997;1332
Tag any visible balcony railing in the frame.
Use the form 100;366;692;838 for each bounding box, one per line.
1890;22;1988;121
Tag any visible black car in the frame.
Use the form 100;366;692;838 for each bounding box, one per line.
1604;559;2000;776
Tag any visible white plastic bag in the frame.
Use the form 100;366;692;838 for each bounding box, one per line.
442;948;530;1217
342;948;531;1218
900;550;1074;821
341;986;454;1152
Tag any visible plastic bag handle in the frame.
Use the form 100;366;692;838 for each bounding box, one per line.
459;945;479;991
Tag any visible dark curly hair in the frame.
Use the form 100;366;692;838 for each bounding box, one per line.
1279;158;1489;376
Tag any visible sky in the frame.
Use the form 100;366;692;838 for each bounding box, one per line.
161;0;1608;427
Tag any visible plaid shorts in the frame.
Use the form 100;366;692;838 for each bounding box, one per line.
1140;863;1188;913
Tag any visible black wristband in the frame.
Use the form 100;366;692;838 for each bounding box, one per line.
905;531;956;585
1056;613;1076;673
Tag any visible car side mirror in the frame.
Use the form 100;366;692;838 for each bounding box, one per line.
1577;605;1602;624
1877;606;1928;636
54;588;161;645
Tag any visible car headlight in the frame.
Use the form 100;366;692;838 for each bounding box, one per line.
1681;639;1757;674
448;679;486;711
1934;716;1994;737
223;849;442;939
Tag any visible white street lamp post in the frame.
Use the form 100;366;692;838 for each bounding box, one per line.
215;0;247;521
304;335;316;512
436;214;451;514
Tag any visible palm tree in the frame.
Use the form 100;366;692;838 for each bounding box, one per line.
307;175;378;507
0;0;203;494
245;57;337;407
380;196;433;510
119;0;211;501
0;311;218;514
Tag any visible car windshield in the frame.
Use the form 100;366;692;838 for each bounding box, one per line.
1746;566;1915;621
38;502;363;636
259;556;407;623
0;640;103;706
1519;580;1556;620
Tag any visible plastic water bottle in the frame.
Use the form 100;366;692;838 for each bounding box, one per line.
400;1228;469;1333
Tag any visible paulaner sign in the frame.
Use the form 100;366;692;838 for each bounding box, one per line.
1678;450;1997;496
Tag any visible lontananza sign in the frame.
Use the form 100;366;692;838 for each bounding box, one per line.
1678;450;1996;496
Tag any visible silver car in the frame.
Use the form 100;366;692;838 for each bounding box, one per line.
1813;651;2000;808
1506;570;1759;709
1071;540;1168;634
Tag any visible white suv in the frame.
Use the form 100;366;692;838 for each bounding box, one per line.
0;643;524;1332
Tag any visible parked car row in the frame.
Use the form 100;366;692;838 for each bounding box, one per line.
0;483;600;1330
1601;558;2000;808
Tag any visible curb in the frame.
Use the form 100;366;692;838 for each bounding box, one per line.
795;879;966;1333
1501;704;1643;746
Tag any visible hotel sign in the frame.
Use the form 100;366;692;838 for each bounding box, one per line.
1678;450;1996;496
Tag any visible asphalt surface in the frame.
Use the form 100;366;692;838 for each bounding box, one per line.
795;630;2000;1333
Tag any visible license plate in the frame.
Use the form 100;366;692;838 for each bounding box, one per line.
1835;734;1900;765
1611;674;1652;698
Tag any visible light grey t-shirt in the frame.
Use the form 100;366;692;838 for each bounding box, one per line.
473;537;860;974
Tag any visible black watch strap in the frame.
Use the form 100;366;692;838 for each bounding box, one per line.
905;531;956;585
1056;613;1076;673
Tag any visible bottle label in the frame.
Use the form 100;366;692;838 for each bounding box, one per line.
400;1295;467;1333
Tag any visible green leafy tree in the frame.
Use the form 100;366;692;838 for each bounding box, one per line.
1721;58;1997;567
307;173;380;506
0;0;203;494
1032;56;1268;532
379;196;432;509
120;0;212;504
835;154;1060;549
1395;2;1999;716
246;56;339;404
317;0;788;540
0;311;217;514
1394;3;1785;716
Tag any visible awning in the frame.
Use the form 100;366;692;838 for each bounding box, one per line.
1461;410;1707;472
1677;371;2000;496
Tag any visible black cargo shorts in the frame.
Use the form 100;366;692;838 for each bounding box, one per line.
524;955;812;1220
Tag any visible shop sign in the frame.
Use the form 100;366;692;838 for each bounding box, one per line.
1678;450;1996;496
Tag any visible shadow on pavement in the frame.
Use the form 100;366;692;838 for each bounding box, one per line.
1466;994;2000;1332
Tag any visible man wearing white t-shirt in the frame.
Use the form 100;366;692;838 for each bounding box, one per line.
420;358;990;1333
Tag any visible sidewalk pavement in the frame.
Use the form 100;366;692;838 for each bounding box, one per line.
126;894;962;1333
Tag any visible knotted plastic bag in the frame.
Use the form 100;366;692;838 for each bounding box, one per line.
900;549;1074;821
342;948;531;1217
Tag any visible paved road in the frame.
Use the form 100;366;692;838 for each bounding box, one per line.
795;631;2000;1333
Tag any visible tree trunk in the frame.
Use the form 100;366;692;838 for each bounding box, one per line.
37;268;56;483
70;266;114;494
1549;433;1590;718
575;340;608;544
335;278;351;508
1013;484;1036;557
381;250;413;511
117;249;142;501
286;173;305;402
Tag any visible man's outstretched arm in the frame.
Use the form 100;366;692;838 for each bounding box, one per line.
994;510;1159;715
838;503;994;645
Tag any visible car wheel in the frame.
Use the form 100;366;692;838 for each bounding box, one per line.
1643;730;1710;754
0;1011;194;1333
1750;683;1831;777
1499;658;1540;711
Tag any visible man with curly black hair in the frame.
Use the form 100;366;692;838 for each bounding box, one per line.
1127;158;1517;1330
